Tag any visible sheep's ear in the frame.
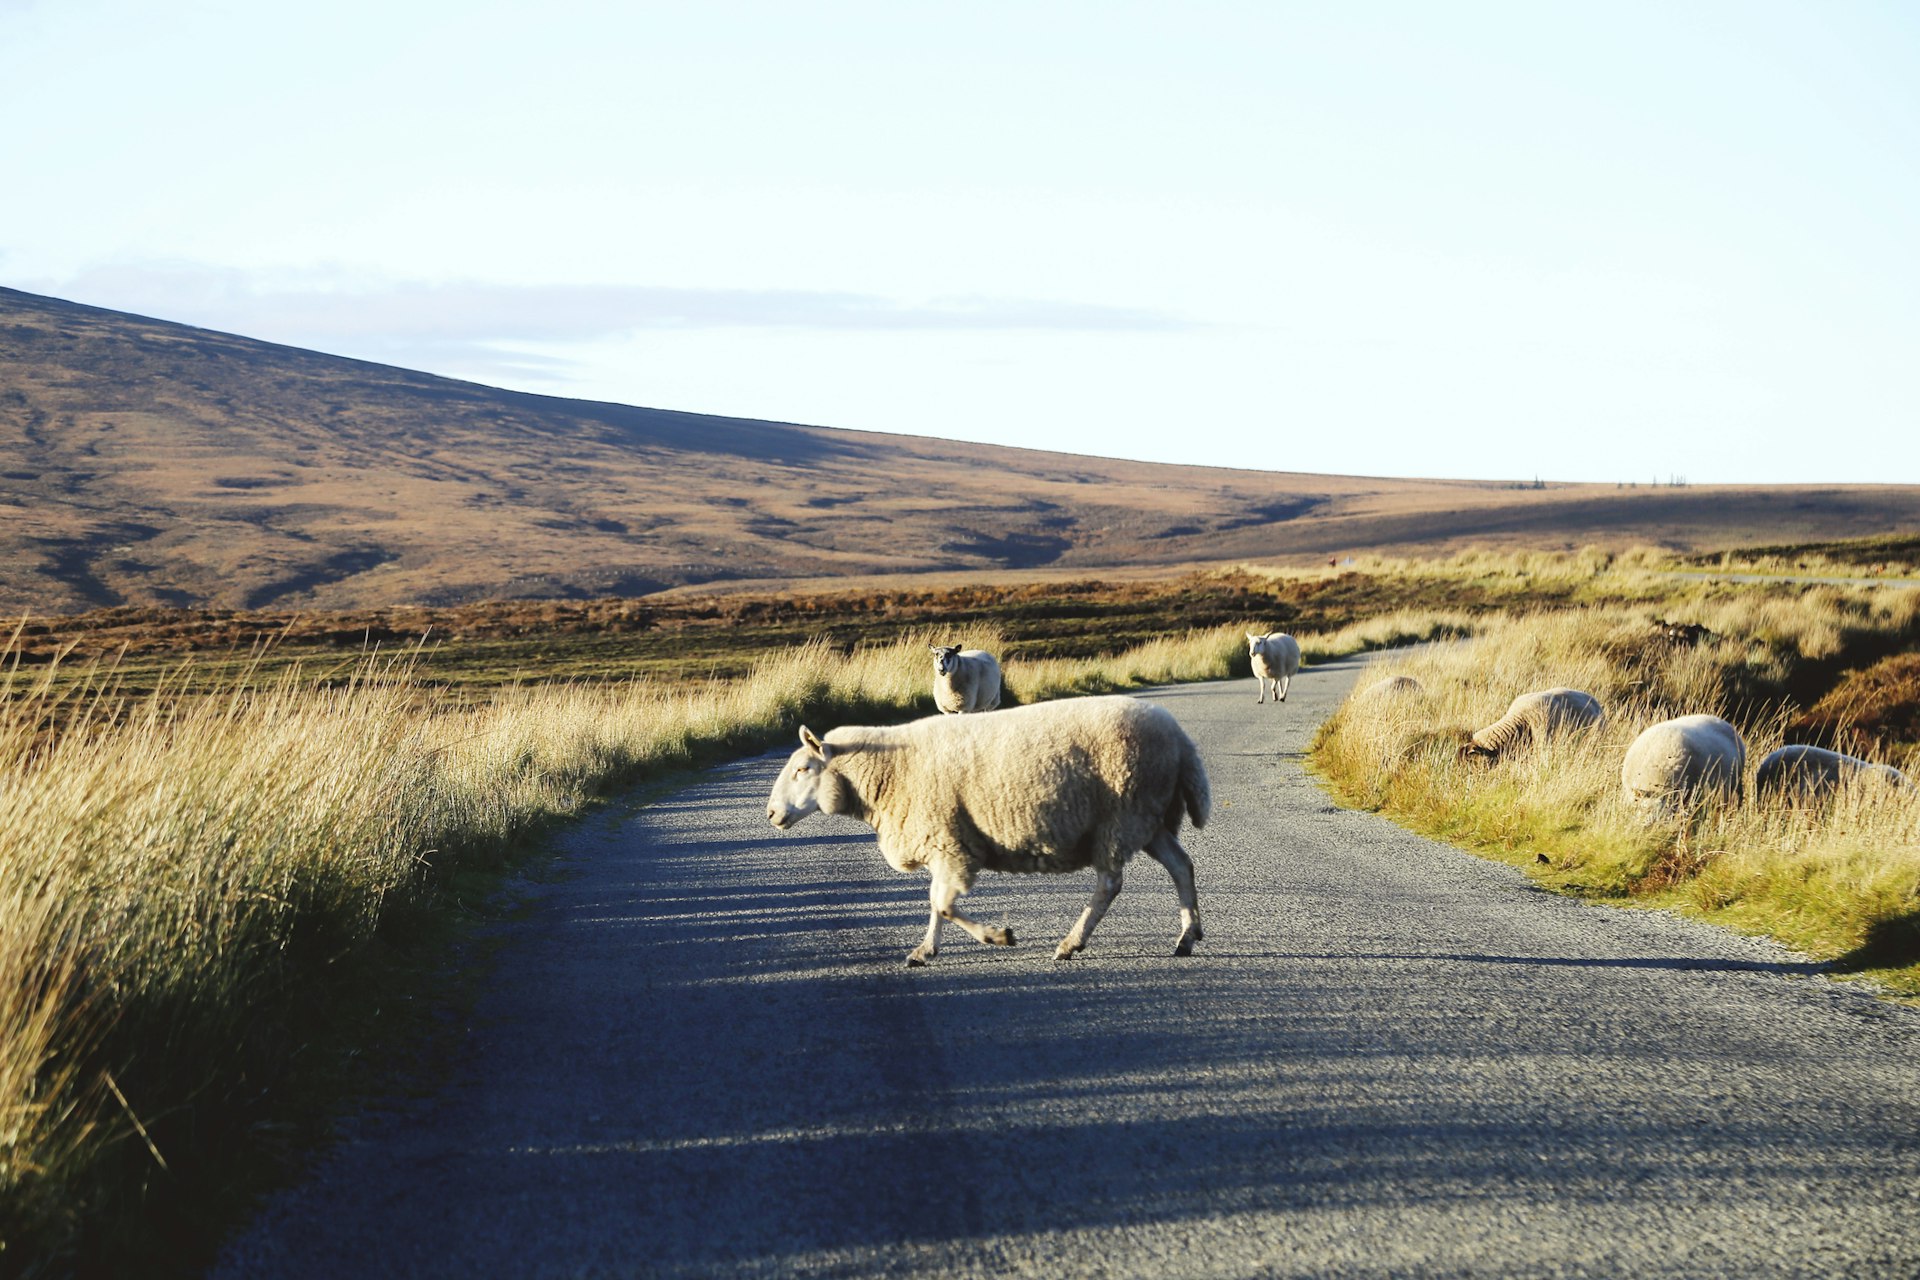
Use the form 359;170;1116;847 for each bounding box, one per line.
799;726;830;761
1246;631;1260;641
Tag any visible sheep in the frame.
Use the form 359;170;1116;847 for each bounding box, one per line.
765;695;1210;965
1246;631;1301;704
1459;687;1604;763
1359;674;1426;699
1754;744;1911;803
930;645;1002;714
1620;714;1746;820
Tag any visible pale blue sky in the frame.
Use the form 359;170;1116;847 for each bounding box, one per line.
3;1;1915;483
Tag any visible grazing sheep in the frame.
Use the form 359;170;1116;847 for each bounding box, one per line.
1459;687;1603;763
1360;674;1426;699
1247;632;1301;704
929;645;1002;714
765;695;1210;964
1620;714;1746;820
1754;744;1911;803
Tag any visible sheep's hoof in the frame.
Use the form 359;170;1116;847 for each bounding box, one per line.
1174;939;1195;957
985;925;1015;947
906;948;934;967
1053;942;1080;961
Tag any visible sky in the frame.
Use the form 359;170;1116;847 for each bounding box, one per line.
3;1;1916;484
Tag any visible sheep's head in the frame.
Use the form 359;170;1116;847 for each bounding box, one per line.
1246;632;1267;657
930;644;963;676
1457;736;1498;767
1623;785;1680;824
768;726;834;829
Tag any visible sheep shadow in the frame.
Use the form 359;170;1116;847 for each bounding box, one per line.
1831;910;1920;974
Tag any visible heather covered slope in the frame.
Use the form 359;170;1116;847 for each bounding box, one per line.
6;285;1919;612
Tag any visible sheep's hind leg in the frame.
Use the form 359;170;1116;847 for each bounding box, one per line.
1055;869;1124;960
1146;831;1203;955
909;874;1013;966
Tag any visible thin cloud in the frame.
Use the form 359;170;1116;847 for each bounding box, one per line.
27;263;1197;348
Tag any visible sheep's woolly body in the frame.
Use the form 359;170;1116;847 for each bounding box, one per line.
768;695;1210;962
930;647;1002;714
1361;674;1425;699
1621;714;1746;817
1755;744;1911;801
1247;632;1301;703
1469;688;1603;758
817;697;1206;885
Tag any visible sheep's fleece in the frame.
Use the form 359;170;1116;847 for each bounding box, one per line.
766;695;1210;963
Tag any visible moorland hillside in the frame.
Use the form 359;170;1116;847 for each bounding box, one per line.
5;284;1919;612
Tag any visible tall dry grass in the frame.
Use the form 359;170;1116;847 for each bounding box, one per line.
0;621;1254;1267
1315;596;1920;989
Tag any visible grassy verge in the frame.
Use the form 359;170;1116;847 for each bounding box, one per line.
1312;589;1920;995
0;622;1255;1272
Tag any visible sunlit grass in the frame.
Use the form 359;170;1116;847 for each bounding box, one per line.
1314;602;1920;995
8;539;1918;1265
0;621;1268;1267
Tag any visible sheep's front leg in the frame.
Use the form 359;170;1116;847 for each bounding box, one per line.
1055;869;1123;960
1254;674;1270;704
907;873;1014;966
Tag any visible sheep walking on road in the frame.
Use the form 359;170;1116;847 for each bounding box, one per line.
1460;687;1604;763
766;696;1211;964
930;645;1002;714
1247;632;1301;704
1621;714;1746;820
1754;744;1911;803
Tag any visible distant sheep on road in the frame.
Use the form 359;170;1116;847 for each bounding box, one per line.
1754;744;1911;803
1621;714;1746;820
1247;632;1301;704
766;695;1211;964
930;645;1001;714
1460;688;1604;764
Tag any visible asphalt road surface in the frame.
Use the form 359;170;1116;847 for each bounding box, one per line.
213;652;1920;1279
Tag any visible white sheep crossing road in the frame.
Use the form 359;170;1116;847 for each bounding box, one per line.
214;654;1920;1279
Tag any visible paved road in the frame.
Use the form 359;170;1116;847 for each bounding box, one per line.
214;654;1920;1279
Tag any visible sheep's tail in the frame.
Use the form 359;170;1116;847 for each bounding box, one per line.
1179;737;1211;830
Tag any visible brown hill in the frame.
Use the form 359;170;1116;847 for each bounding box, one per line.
4;285;1917;613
